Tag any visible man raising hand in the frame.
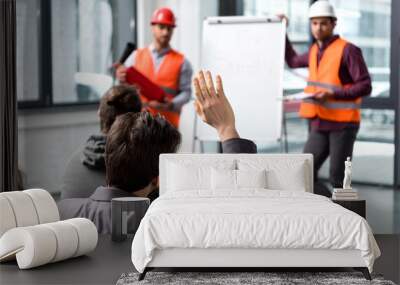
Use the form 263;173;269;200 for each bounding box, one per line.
193;70;256;153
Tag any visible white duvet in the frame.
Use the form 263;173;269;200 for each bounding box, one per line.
131;190;380;273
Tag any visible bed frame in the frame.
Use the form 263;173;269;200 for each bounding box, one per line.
138;154;372;280
140;248;371;280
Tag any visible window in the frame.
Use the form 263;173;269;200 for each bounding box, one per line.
332;0;391;98
243;0;308;40
16;0;40;102
16;0;137;108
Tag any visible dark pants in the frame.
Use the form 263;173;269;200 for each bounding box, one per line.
303;128;358;195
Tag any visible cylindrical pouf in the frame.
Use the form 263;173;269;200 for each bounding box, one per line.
0;196;17;237
42;221;79;262
0;191;39;227
0;226;57;269
111;197;150;242
23;189;60;223
0;218;98;269
64;218;98;257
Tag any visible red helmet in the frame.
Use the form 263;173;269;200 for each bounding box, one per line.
151;7;176;27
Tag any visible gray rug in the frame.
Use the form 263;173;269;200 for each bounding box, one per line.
117;271;396;285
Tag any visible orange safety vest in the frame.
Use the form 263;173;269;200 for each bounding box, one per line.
300;38;361;123
134;47;184;128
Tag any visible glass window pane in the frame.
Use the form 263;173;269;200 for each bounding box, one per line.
16;0;40;102
332;0;391;98
51;0;114;104
318;109;395;185
243;0;309;41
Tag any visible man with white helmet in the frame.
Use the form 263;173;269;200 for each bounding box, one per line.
279;0;372;195
116;7;192;128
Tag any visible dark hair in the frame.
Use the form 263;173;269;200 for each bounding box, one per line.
105;112;181;192
99;85;142;134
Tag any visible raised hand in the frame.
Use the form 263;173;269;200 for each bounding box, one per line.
276;14;289;27
193;70;239;141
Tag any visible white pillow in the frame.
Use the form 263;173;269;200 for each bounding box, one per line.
238;159;308;192
166;160;235;192
167;163;210;191
211;169;268;190
236;169;267;189
211;168;236;190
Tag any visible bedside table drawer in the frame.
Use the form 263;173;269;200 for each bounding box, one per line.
332;200;366;218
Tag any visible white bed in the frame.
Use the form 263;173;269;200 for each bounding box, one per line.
131;154;380;280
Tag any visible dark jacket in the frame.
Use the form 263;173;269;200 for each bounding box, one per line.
57;138;257;233
61;135;106;199
221;138;257;154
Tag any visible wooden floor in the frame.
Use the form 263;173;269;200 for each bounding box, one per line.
373;234;400;284
350;184;399;284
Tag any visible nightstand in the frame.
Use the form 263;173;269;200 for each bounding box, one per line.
332;199;366;218
111;197;150;242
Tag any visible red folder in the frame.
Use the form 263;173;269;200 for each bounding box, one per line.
125;67;166;102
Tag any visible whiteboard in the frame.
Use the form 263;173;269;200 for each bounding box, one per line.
197;16;286;142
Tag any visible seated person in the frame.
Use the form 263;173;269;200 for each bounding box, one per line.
58;71;257;234
61;85;142;199
58;112;181;233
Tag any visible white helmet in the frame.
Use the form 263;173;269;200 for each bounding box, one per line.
309;0;336;19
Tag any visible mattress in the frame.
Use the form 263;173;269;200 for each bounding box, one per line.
131;190;380;273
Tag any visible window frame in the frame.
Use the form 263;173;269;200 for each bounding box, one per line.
17;0;138;110
392;0;400;188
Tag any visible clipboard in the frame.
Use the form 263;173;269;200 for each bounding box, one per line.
125;67;166;102
280;92;315;101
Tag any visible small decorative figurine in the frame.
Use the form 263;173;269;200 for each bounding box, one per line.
343;157;352;190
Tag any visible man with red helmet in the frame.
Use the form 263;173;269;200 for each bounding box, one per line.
116;7;192;128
